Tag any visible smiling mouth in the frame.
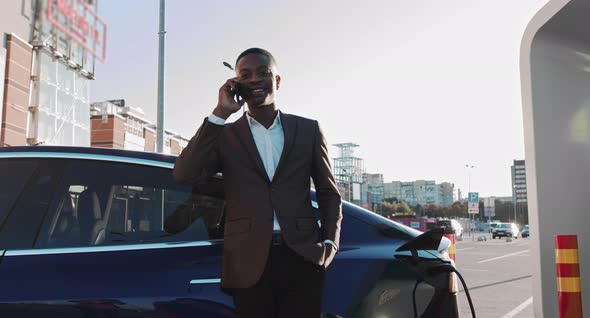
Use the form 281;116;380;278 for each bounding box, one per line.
250;88;266;97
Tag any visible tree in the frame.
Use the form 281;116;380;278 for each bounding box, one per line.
382;201;396;215
397;201;411;213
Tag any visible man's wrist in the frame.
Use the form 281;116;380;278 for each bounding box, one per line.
213;106;232;120
208;113;226;126
323;239;338;252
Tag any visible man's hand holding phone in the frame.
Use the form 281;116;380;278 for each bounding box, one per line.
213;77;244;120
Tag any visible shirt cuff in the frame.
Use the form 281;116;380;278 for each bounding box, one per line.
323;239;338;252
208;113;226;126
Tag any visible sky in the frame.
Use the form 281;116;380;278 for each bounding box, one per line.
91;0;550;198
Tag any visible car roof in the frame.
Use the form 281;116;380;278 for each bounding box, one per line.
0;146;177;166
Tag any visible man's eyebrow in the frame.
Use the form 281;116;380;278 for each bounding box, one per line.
238;65;272;73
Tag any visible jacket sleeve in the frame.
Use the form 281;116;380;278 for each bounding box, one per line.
310;120;342;249
173;117;224;186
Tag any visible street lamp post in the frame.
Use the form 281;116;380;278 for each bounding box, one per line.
156;0;166;153
465;164;475;235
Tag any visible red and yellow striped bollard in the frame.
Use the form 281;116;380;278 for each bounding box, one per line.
443;233;456;264
554;235;583;318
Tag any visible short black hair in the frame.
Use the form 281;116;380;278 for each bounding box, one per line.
235;48;277;68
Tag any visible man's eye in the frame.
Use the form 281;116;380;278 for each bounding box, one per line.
259;70;272;77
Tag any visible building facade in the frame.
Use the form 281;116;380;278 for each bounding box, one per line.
1;0;105;147
361;173;384;210
383;180;454;207
511;159;528;204
91;100;189;155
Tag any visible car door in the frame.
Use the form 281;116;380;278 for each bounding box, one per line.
0;158;41;288
0;156;235;318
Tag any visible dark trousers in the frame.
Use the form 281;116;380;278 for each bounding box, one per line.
232;243;325;318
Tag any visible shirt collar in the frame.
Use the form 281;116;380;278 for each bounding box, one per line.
246;110;282;129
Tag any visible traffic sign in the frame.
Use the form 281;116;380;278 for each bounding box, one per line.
468;202;479;214
468;192;479;203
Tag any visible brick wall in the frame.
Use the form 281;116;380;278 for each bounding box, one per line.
144;128;155;152
1;34;32;146
170;139;180;155
91;115;125;149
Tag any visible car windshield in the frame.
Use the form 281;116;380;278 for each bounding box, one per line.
498;224;510;228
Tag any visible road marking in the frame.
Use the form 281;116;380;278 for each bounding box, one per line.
459;275;531;292
456;247;475;251
460;268;489;272
477;250;530;263
500;296;533;318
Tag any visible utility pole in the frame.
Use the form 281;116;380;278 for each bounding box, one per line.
465;164;475;235
156;0;166;153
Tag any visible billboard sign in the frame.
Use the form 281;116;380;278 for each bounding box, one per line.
483;197;495;217
45;0;107;62
483;197;495;208
484;207;495;217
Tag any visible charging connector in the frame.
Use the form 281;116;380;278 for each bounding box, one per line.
428;264;476;318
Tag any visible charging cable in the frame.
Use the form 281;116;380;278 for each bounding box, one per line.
411;260;476;318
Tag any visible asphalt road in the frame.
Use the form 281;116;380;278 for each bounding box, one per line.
454;232;534;318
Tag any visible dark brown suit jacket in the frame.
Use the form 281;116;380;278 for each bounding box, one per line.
173;112;342;289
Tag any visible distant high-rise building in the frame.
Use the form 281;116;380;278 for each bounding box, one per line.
511;160;528;204
439;182;454;206
383;180;454;207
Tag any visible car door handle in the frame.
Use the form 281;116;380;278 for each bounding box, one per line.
190;278;221;285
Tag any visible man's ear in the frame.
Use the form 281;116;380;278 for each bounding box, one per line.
276;75;281;90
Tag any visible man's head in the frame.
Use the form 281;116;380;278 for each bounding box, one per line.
235;48;280;108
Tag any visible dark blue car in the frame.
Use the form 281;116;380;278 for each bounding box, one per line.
0;146;459;317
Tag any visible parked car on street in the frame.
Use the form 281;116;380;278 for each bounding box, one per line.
521;224;530;238
488;221;501;233
0;146;459;318
492;223;519;239
437;219;463;238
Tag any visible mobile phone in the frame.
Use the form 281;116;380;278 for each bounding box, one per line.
223;61;242;103
233;82;242;103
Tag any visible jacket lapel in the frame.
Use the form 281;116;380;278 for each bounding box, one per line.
232;114;270;183
274;112;297;181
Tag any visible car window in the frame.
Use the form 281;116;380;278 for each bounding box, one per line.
0;160;39;227
34;160;225;249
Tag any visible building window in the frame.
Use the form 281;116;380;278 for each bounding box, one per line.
126;118;143;137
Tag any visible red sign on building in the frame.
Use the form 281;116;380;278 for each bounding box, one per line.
46;0;107;62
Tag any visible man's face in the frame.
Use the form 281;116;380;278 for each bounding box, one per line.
235;53;280;108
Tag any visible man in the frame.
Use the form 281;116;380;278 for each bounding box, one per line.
173;48;342;318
